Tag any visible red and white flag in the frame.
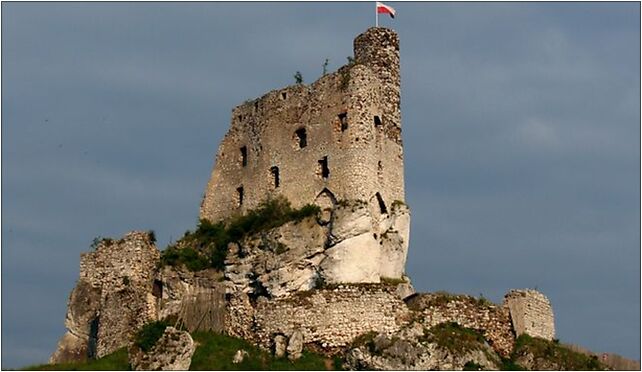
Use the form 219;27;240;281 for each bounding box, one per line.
376;2;396;18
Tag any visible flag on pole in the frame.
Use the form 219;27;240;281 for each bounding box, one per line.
376;2;396;18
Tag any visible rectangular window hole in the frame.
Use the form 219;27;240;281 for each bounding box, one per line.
318;156;329;179
271;166;280;188
281;92;287;100
295;128;307;148
339;112;348;131
236;186;244;207
374;115;382;126
240;146;248;167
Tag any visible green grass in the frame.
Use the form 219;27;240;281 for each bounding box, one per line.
134;321;169;352
511;334;605;370
23;332;340;371
190;331;340;370
160;197;320;271
422;322;487;354
23;348;130;370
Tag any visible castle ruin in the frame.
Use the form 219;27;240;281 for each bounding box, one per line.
51;27;558;368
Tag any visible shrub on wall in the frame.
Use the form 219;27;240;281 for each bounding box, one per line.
160;197;320;271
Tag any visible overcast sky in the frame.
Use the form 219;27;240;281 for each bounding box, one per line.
2;2;639;368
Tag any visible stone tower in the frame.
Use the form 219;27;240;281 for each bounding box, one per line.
201;27;410;283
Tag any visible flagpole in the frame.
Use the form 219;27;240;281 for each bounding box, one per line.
375;2;378;27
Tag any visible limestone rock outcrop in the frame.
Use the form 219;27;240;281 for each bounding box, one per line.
345;323;502;371
286;330;304;361
225;199;410;304
129;327;195;371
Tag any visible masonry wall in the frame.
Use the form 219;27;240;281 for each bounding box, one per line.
405;293;516;357
51;231;160;362
226;285;411;352
503;289;555;340
200;28;404;223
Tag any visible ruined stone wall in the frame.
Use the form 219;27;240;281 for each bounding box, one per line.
226;285;411;352
200;27;404;225
51;232;160;363
156;266;226;333
405;293;515;357
503;289;555;340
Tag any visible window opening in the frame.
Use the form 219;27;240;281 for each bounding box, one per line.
295;128;307;148
374;115;382;126
254;101;259;112
236;186;244;207
271;166;280;188
318;156;329;179
240;146;248;167
152;279;163;298
375;192;388;214
281;92;287;100
339;112;348;131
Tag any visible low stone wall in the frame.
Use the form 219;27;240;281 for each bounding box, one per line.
504;289;555;340
406;293;515;357
227;284;411;352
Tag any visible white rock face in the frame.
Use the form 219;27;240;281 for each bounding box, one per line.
330;201;372;242
378;202;410;278
129;327;195;371
224;198;411;298
286;330;304;361
320;233;381;283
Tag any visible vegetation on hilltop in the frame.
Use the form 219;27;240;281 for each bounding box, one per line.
160;197;320;271
25;331;341;371
24;348;130;370
510;334;606;370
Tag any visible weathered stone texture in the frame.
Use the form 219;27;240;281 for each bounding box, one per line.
406;293;515;357
50;231;160;363
200;27;405;239
129;327;195;371
156;266;226;333
225;200;410;304
504;289;555;340
227;285;411;352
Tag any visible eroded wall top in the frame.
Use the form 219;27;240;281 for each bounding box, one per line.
200;27;405;223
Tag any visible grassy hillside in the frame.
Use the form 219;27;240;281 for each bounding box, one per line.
23;332;341;371
190;332;341;370
24;348;130;370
